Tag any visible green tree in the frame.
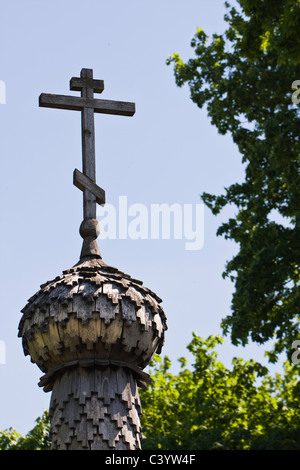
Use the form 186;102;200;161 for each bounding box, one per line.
0;410;50;450
167;0;300;362
2;336;300;450
141;335;300;450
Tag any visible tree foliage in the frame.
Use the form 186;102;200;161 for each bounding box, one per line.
0;411;50;450
167;0;300;362
141;335;300;450
2;337;300;450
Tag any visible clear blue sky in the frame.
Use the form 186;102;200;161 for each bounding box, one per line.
0;0;281;435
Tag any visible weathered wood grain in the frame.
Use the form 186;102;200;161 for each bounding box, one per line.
39;93;135;116
49;367;142;450
73;168;105;206
38;68;136;247
70;77;104;94
19;251;167;450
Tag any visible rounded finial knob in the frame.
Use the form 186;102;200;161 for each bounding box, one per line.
79;218;100;239
79;218;101;259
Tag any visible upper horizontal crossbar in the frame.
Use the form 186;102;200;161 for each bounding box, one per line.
70;77;104;94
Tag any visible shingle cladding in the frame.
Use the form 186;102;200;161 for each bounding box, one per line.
19;257;167;384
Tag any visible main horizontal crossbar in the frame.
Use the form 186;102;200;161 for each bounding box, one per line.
39;93;135;116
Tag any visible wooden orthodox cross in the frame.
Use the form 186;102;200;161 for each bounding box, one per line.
39;68;135;257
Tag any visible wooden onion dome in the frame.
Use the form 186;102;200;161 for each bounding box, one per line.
18;256;166;449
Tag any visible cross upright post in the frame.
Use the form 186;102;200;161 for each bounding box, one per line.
39;68;135;258
75;68;98;220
